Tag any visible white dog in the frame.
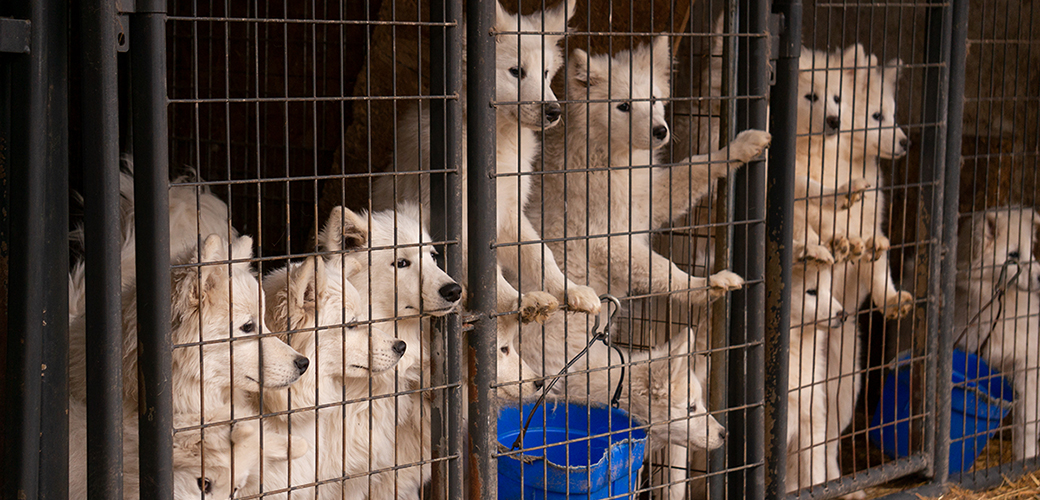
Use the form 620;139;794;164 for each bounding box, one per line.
370;0;601;323
68;231;309;416
787;262;847;492
529;37;769;314
955;207;1040;461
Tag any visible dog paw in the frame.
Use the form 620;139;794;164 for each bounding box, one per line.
836;178;872;209
797;243;835;265
829;236;851;262
864;235;890;261
731;129;772;163
708;271;745;299
881;290;914;320
520;291;558;324
564;285;602;316
846;237;866;261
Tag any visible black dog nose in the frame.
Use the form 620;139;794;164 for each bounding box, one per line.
718;428;728;440
533;379;545;390
839;310;850;323
544;104;562;123
900;138;910;149
439;283;462;302
294;356;310;375
392;340;407;356
825;116;841;132
652;125;669;140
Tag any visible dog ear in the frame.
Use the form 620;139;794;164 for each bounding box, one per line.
651;35;674;89
287;257;320;324
884;58;902;83
495;1;514;34
320;206;368;253
983;211;1000;248
543;0;575;34
570;48;601;88
197;234;231;304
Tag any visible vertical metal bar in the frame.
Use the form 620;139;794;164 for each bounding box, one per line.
466;0;498;497
933;0;968;487
728;0;770;497
77;0;124;498
429;0;464;497
764;1;801;498
130;2;172;499
3;0;69;496
919;0;953;484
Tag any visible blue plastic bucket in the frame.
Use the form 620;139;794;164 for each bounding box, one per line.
869;349;1014;473
497;402;648;500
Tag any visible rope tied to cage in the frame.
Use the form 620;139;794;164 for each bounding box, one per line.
509;295;625;452
953;257;1023;354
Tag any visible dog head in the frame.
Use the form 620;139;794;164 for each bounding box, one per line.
495;313;546;401
323;204;462;319
841;46;908;159
792;262;847;330
570;36;673;152
171;234;309;398
959;208;1040;292
797;47;844;137
263;256;407;382
494;0;575;129
643;344;726;451
172;410;306;500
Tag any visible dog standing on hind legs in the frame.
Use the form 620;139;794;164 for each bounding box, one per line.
529;36;770;312
370;0;601;323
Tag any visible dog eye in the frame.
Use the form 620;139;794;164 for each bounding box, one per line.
500;345;510;355
804;93;818;102
508;66;526;78
240;321;255;333
1009;251;1021;260
832;95;840;104
394;258;411;268
806;289;818;296
872;111;883;122
616;102;631;112
197;477;212;494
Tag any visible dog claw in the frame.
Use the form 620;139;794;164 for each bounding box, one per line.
847;237;866;261
564;285;602;316
797;243;835;265
864;235;890;262
520;291;558;324
836;178;872;209
829;236;851;263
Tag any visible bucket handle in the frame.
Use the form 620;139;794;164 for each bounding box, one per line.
509;295;626;452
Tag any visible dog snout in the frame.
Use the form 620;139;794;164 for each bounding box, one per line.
544;104;562;124
829;310;849;329
439;283;462;303
900;137;911;149
392;340;407;356
294;356;310;375
652;125;669;141
825;116;841;134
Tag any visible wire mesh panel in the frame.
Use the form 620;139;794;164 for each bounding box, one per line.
953;0;1040;490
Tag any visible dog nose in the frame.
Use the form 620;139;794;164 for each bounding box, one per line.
544;104;562;123
900;138;910;149
652;125;669;140
294;356;310;375
825;116;841;133
439;283;462;302
392;340;407;356
532;379;545;390
718;428;727;440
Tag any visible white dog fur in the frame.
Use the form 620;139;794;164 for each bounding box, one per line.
955;207;1040;461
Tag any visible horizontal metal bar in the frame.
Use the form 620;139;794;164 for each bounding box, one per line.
788;456;930;500
0;18;31;53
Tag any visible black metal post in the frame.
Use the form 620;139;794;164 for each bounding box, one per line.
3;0;69;497
764;1;801;498
429;0;464;497
130;1;172;498
921;0;953;483
77;0;124;498
466;0;498;498
933;0;968;486
728;0;771;497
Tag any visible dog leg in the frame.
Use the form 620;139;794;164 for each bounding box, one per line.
606;236;743;307
496;207;560;322
516;214;601;316
826;321;861;485
652;129;771;227
1014;367;1040;461
866;253;913;320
